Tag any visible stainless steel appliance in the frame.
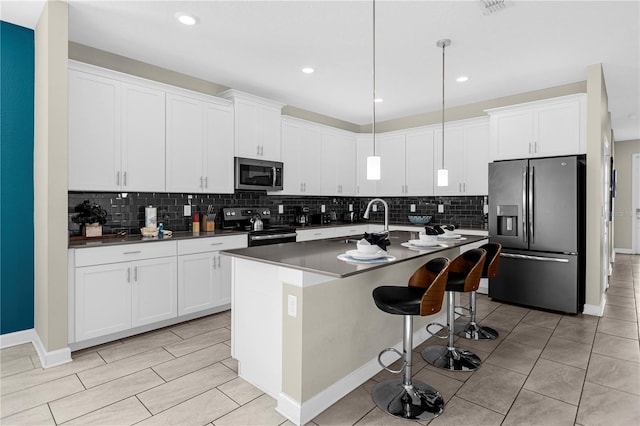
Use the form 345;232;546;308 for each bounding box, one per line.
488;155;586;313
221;207;296;247
295;206;310;226
234;157;283;191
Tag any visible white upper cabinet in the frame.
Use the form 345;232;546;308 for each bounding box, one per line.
486;94;586;161
377;133;406;196
220;89;284;161
405;127;435;196
69;63;166;192
281;117;322;195
165;91;234;194
434;117;489;196
355;134;379;197
321;129;356;196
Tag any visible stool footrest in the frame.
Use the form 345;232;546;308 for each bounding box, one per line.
454;322;499;340
421;344;482;371
426;322;448;340
454;305;471;318
372;378;444;421
378;347;405;374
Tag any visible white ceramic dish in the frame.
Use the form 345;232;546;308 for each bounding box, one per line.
407;239;440;247
438;234;462;239
337;254;396;264
346;249;387;260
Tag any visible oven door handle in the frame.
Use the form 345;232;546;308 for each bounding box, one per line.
250;233;297;241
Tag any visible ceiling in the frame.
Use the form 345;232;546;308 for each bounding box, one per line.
3;1;640;140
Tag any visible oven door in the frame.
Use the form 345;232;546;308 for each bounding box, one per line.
248;232;297;247
235;157;283;191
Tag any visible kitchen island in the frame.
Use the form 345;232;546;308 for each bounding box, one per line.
222;231;486;425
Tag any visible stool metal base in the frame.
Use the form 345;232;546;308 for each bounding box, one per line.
455;322;499;340
372;378;444;421
422;345;482;371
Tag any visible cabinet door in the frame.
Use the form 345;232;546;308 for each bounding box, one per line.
405;128;435;196
462;121;490;195
178;252;217;316
166;94;205;193
203;102;235;193
320;131;341;195
260;105;282;161
234;100;262;159
281;121;304;195
121;83;166;192
300;125;322;195
75;263;131;341
434;126;464;195
131;257;177;327
68;70;121;191
356;135;379;197
489;110;534;160
216;253;232;306
535;99;583;156
377;134;406;196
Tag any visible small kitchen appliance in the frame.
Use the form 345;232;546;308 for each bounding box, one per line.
295;206;310;226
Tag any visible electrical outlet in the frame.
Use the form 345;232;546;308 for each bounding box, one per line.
372;204;378;212
438;204;444;213
348;204;353;212
410;204;416;212
287;295;297;317
321;205;326;213
183;205;191;216
278;205;284;214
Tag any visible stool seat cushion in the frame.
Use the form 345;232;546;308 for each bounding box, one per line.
445;272;467;292
372;286;427;315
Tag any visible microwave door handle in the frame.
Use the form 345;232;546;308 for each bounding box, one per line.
272;166;277;187
522;166;527;244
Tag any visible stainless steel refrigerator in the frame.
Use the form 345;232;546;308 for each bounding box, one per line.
488;155;585;313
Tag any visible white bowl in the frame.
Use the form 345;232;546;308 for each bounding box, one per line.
356;242;380;254
140;227;158;237
419;234;437;243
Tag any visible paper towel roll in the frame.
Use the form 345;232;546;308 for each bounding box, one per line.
145;206;157;228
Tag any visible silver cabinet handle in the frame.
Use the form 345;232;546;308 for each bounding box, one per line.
134;266;138;281
260;146;264;156
116;171;120;186
123;171;127;186
500;253;569;263
210;242;224;246
212;257;216;270
204;177;208;188
256;145;261;155
217;256;221;269
528;142;532;154
534;141;538;153
127;267;131;283
300;182;303;192
200;176;203;189
123;251;141;255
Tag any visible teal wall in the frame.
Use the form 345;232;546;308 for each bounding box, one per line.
1;21;35;334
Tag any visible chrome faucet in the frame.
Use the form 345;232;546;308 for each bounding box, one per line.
363;198;389;233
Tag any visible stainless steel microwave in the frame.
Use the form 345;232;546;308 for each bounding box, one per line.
234;157;283;191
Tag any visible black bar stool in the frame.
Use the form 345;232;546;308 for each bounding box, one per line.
455;243;501;340
421;248;486;372
371;257;450;421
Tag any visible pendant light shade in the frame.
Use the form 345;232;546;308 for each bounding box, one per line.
367;0;381;181
436;38;450;187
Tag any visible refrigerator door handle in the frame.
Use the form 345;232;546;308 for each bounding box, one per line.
522;166;528;243
500;253;569;263
529;166;535;244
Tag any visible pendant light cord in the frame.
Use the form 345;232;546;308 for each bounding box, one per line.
372;0;376;156
441;40;445;169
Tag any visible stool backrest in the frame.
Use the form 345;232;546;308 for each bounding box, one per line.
449;248;487;293
479;243;501;279
408;257;450;316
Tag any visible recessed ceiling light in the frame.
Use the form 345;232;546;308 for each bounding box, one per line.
374;98;384;103
302;67;314;74
456;76;469;82
176;13;198;26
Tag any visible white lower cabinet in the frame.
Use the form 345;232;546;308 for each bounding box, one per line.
74;254;177;342
177;235;247;316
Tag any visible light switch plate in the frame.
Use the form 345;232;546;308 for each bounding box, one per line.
438;204;444;213
321;205;326;213
348;204;353;212
410;204;416;212
278;205;284;214
372;204;378;212
183;205;191;216
287;295;297;317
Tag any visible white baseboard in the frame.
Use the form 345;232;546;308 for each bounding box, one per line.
1;328;72;368
583;295;606;317
276;314;445;426
615;248;633;254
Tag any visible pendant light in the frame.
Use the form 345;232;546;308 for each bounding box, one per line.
436;38;450;187
366;0;381;180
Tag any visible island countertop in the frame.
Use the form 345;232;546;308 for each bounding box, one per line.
222;230;487;278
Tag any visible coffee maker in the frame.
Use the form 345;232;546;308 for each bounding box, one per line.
295;206;310;226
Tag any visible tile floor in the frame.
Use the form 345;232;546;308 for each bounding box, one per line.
1;254;639;425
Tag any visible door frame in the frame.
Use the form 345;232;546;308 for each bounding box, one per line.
633;153;640;254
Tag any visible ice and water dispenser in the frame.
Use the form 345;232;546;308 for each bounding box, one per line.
496;205;518;236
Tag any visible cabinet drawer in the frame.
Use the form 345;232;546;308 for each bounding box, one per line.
75;241;177;267
177;234;248;255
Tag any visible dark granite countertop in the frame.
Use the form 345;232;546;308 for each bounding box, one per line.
221;231;487;278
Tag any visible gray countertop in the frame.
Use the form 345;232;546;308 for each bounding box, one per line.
222;231;487;278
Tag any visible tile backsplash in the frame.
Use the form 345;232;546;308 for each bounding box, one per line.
68;191;487;236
